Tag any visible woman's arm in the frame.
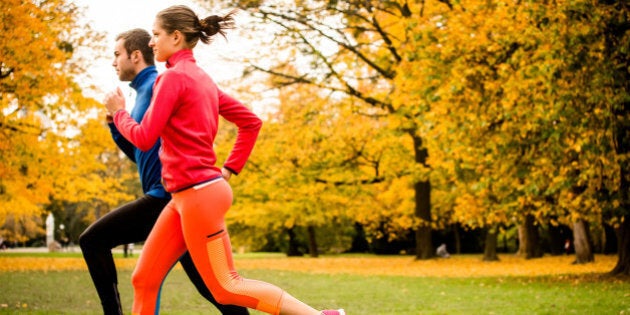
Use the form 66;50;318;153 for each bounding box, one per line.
111;72;181;151
218;89;262;175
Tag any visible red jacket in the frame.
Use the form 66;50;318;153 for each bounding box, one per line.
114;49;262;192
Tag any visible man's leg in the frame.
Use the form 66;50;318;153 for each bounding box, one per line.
79;195;167;315
179;252;250;314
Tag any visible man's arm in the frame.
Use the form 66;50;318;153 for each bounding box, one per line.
107;114;136;163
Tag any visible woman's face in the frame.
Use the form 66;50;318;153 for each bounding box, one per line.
149;19;177;62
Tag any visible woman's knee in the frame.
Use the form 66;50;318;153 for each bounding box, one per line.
131;266;163;292
212;287;238;306
211;276;284;311
200;274;239;305
132;268;149;289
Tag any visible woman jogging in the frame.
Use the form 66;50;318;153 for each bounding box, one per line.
83;28;248;315
104;5;344;315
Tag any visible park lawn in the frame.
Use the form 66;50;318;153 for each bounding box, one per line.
0;252;628;314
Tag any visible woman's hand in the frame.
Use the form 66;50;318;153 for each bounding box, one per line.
104;87;126;115
221;167;232;181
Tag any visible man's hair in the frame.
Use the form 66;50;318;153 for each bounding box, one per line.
116;28;154;65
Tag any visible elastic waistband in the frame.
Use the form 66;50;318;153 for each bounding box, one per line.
192;177;224;190
172;175;224;193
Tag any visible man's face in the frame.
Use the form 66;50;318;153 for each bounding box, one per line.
112;39;136;82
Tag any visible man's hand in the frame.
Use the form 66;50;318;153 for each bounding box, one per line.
104;87;126;115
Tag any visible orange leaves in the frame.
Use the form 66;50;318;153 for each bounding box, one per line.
0;256;136;272
0;254;617;278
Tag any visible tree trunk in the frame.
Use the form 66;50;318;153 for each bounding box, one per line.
605;3;630;277
609;92;630;274
603;223;617;254
610;215;630;275
412;134;432;259
516;224;525;256
482;225;499;261
286;227;303;257
572;219;594;264
414;180;432;259
306;225;319;258
349;222;369;253
453;224;461;254
517;214;543;259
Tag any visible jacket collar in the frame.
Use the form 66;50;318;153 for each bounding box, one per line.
166;49;195;68
130;65;157;91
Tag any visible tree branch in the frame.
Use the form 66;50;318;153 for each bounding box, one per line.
314;176;385;186
259;8;397;79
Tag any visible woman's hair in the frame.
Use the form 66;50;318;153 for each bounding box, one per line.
116;28;155;65
156;5;236;48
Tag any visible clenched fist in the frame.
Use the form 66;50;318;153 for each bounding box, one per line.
104;87;126;116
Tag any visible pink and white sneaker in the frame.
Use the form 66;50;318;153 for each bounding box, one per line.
321;309;345;315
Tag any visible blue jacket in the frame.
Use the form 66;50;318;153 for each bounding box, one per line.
108;66;168;199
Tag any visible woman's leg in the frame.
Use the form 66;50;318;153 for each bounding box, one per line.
175;180;320;315
131;201;187;315
179;252;250;314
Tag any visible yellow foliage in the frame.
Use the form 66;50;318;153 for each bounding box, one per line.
227;0;626;250
227;73;417;246
389;0;626;231
0;0;112;241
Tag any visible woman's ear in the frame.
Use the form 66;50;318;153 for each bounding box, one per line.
172;30;183;47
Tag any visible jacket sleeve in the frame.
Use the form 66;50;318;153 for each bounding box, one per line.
113;71;180;152
218;89;262;175
108;122;136;163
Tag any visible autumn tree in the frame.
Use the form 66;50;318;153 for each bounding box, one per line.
206;0;630;274
0;0;128;243
396;0;578;261
48;117;140;243
209;0;437;259
395;0;629;272
227;83;357;256
601;1;630;276
223;71;410;255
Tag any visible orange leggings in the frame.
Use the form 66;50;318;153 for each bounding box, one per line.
131;178;285;315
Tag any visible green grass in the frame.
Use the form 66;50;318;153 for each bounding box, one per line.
0;255;628;314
